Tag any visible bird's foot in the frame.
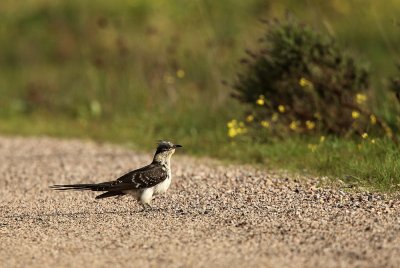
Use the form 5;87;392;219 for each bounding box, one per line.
141;203;153;212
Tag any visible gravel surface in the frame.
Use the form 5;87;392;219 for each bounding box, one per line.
0;136;399;268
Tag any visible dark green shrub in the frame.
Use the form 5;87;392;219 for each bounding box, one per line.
231;17;387;140
391;63;400;102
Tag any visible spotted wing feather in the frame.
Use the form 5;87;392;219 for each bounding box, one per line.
115;164;168;189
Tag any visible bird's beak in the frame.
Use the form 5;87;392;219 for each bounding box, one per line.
173;144;183;148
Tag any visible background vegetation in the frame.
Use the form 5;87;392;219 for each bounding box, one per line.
0;0;399;191
232;16;384;139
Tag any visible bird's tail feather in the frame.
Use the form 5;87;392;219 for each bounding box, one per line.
50;182;112;192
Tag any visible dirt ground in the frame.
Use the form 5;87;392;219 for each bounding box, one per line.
0;136;399;268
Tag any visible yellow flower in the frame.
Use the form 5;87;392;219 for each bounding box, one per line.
351;111;360;119
227;119;237;129
370;114;377;125
261;120;270;128
228;128;237;138
307;144;318;152
176;69;185;78
271;113;279;122
278;105;285;113
320;136;325;143
371;139;376;144
246;115;254;122
289;121;298;130
227;119;247;137
256;95;265;106
361;133;368;139
299;77;313;88
305;120;315;130
356;93;367;104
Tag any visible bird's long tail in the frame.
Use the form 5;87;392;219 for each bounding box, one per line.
50;182;126;199
50;182;111;191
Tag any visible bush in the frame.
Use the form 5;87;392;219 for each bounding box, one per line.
231;16;389;140
390;63;400;102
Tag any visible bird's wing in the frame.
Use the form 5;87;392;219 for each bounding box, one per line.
113;163;168;190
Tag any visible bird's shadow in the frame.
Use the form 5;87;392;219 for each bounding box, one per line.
1;208;168;222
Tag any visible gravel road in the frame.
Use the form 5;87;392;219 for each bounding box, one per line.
0;136;399;268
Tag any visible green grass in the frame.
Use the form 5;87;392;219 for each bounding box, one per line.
1;115;399;192
0;0;400;191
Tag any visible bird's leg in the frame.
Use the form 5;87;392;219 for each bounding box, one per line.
140;188;154;211
141;203;152;211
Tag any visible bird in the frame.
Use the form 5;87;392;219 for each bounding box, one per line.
50;141;182;209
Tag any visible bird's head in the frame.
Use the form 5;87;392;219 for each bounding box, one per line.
153;140;182;164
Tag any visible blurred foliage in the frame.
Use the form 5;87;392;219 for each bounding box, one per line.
0;0;399;123
0;0;261;119
232;16;392;140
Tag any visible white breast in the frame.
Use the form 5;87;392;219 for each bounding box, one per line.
154;170;171;195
